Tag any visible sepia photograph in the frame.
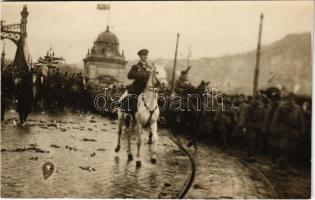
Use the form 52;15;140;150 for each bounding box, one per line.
0;1;313;199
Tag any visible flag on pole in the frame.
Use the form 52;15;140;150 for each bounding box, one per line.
97;4;110;10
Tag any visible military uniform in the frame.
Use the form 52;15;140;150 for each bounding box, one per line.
174;68;195;114
122;49;152;115
214;101;233;149
231;99;243;142
16;71;33;124
271;96;305;168
174;71;194;95
301;102;311;163
243;98;265;160
1;69;14;121
263;101;280;161
261;87;281;161
127;61;152;96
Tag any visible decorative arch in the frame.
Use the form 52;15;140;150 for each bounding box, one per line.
1;5;30;73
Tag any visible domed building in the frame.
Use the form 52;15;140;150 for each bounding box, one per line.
83;26;127;85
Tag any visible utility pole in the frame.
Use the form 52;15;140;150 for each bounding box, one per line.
171;33;180;94
253;13;264;97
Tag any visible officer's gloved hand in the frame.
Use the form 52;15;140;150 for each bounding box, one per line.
146;67;154;74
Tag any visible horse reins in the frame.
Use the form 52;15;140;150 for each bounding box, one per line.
141;66;159;128
141;93;158;128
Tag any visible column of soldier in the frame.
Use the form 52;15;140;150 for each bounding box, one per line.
1;67;126;121
202;89;311;169
169;68;311;170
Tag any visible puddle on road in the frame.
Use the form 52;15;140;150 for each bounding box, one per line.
1;112;190;198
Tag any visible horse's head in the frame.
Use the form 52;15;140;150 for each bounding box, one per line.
150;64;168;88
196;80;210;94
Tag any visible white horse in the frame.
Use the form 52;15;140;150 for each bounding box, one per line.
115;64;167;168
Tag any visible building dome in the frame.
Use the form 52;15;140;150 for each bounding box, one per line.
90;26;122;57
96;26;119;44
83;25;127;85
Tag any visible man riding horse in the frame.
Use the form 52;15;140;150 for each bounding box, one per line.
121;49;154;118
115;49;165;167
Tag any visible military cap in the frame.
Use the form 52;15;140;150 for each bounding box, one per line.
137;49;149;56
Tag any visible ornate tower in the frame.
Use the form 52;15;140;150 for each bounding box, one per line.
83;26;127;85
1;5;30;73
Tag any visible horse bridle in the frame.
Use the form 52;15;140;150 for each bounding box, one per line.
141;94;158;112
142;67;159;111
141;67;160;109
140;66;160;128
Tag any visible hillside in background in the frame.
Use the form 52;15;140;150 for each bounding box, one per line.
4;32;311;95
124;32;312;95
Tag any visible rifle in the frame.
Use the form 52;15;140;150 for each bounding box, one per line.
183;66;191;74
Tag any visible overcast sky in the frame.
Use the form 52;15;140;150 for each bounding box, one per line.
1;1;314;64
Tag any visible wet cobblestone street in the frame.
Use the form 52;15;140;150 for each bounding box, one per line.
1;111;190;198
1;111;310;198
181;138;310;199
184;143;275;199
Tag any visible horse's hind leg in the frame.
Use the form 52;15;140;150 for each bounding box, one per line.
136;122;142;168
115;112;124;153
150;122;158;164
148;131;153;144
124;115;135;161
127;121;134;161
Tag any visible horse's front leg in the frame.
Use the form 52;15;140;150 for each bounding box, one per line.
148;131;153;144
136;122;142;168
126;119;134;161
150;122;158;164
115;112;124;153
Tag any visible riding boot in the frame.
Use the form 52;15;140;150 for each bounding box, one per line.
19;112;24;124
23;112;29;123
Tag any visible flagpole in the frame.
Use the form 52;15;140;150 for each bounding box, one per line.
107;7;110;29
171;33;180;94
97;4;111;29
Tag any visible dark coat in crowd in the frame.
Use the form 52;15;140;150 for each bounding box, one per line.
243;99;265;129
271;101;305;139
262;102;279;134
16;72;33;116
